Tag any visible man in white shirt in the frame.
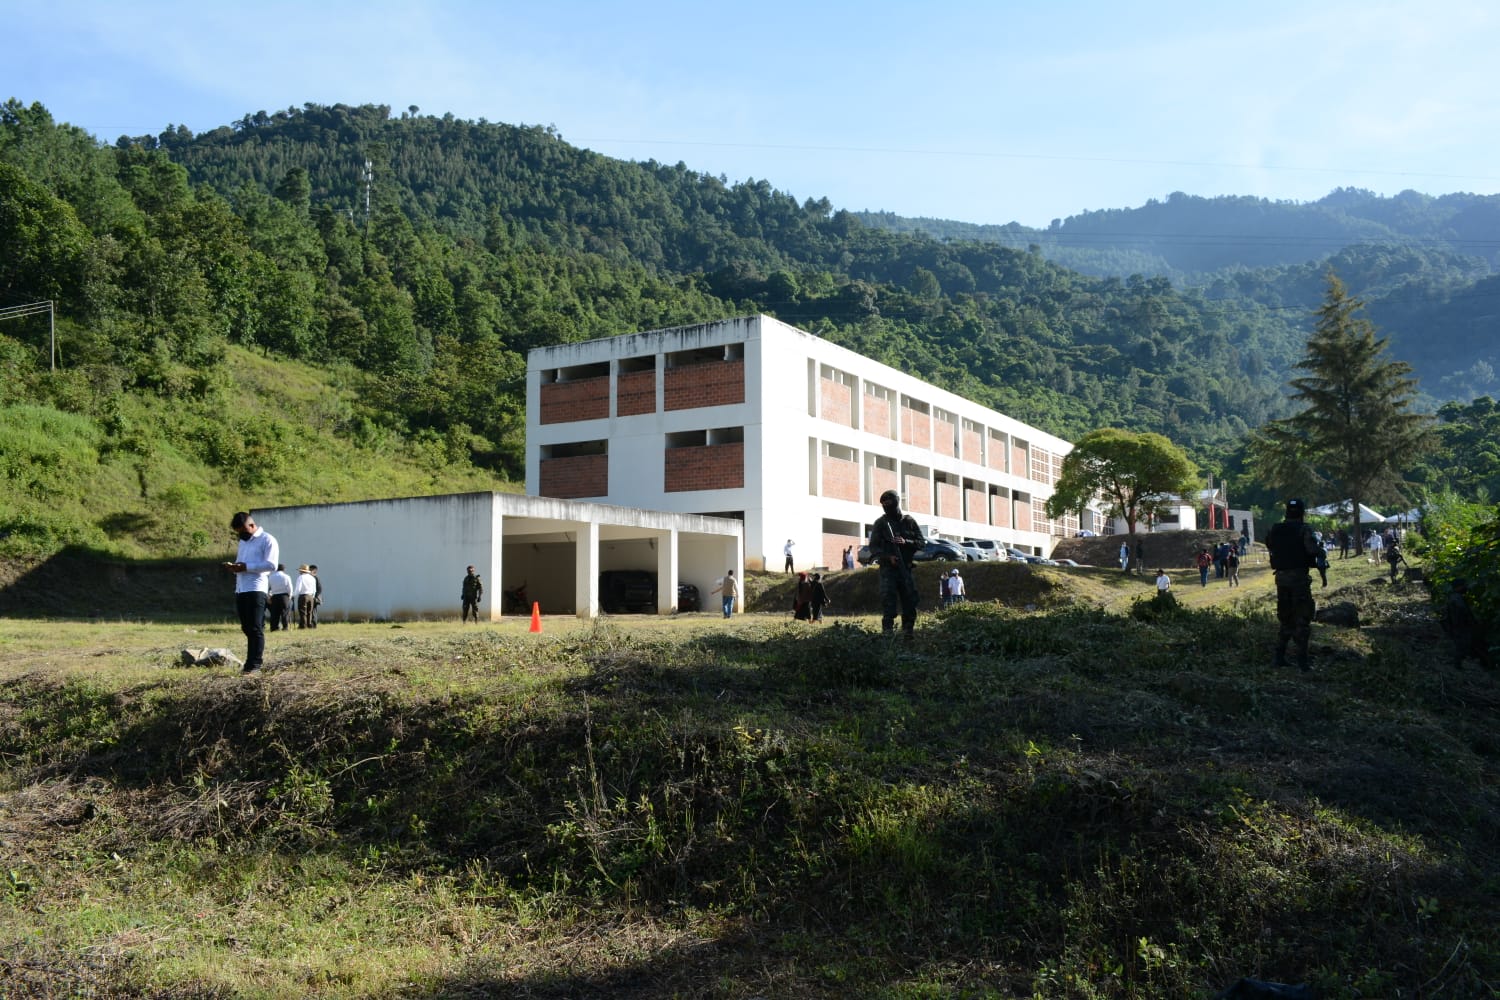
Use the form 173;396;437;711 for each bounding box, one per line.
267;563;294;632
783;539;795;573
295;565;318;629
945;568;966;606
224;512;278;673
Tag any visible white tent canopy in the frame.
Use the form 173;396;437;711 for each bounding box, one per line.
1310;501;1388;525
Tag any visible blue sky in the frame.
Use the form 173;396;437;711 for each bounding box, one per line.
8;1;1499;228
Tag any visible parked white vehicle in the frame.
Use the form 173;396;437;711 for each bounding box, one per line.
963;538;1005;561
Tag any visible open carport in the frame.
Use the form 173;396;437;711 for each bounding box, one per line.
257;492;742;621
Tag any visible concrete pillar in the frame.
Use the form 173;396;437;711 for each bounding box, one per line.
574;520;599;618
657;529;678;614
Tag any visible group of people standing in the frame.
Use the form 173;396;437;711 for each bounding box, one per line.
225;512;321;674
267;562;322;630
1194;540;1242;587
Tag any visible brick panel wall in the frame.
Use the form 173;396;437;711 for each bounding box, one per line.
901;407;932;448
988;439;1006;472
539;454;607;498
870;467;899;504
820;378;853;427
616;370;656;416
934;417;956;458
820;454;860;502
540;376;609;424
665;443;744;493
962;427;982;464
823;533;863;571
1012;443;1028;479
965;488;988;524
991;495;1011;528
936;482;961;519
664;359;745;411
1014;498;1032;532
904;474;932;515
863;395;892;438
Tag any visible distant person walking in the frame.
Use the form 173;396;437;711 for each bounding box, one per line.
295;564;318;629
224;512;277;674
1155;568;1171;593
1226;547;1240;587
792;572;813;620
308;564;322;627
869;490;923;639
810;573;830;622
1385;542;1404;582
461;565;484;623
1196;548;1212;587
944;567;966;607
1119;541;1130;572
783;539;795;573
268;563;294;631
842;545;855;570
711;570;739;618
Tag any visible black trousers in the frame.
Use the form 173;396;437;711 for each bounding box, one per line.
268;593;291;630
236;591;267;669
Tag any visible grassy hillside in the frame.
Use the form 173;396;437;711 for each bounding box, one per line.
2;557;1495;998
0;344;518;566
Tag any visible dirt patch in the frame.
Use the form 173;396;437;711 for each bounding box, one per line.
746;561;1074;615
1052;530;1245;570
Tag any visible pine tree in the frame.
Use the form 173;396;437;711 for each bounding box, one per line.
1251;272;1435;552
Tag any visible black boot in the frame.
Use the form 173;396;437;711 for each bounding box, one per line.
1273;645;1287;669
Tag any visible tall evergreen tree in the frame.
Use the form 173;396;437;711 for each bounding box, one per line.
1251;272;1435;552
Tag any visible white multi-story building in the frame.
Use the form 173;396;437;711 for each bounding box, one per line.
526;315;1102;571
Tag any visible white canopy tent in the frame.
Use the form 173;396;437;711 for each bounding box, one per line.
1386;507;1422;525
1310;501;1388;525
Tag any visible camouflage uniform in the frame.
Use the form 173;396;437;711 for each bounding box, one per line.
461;570;484;623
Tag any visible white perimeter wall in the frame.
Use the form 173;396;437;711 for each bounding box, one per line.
260;493;495;621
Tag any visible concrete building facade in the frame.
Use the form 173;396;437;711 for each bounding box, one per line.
258;491;742;621
527;315;1102;571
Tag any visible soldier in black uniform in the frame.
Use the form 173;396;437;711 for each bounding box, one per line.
1266;498;1324;671
868;490;923;638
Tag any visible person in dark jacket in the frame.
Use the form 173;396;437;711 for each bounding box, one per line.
809;572;830;622
1266;499;1323;670
869;490;923;638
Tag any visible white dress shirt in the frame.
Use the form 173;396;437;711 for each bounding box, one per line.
235;528;278;594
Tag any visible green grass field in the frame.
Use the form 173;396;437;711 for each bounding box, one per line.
2;556;1496;998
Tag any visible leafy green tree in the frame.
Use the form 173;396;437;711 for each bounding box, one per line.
1250;273;1436;552
1045;428;1200;567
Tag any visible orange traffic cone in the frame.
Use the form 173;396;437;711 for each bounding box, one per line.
529;601;542;633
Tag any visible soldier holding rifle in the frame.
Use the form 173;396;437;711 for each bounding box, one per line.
869;490;924;639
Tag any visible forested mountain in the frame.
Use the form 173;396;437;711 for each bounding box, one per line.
859;190;1500;400
3;98;1496;557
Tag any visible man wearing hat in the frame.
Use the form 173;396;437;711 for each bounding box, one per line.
295;564;318;629
1265;498;1324;670
868;490;923;638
